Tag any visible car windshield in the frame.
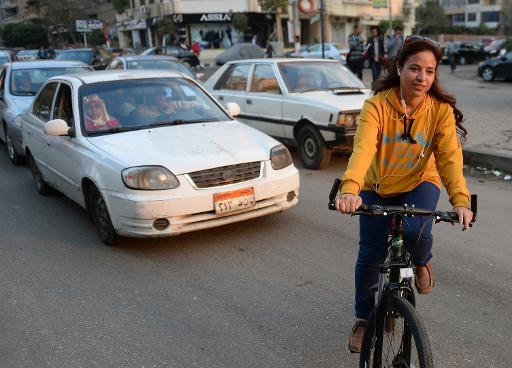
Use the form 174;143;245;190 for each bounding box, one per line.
126;60;196;79
80;78;230;135
57;50;91;64
10;67;91;96
278;61;365;93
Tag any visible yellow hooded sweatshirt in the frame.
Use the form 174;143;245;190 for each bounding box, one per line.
340;87;470;208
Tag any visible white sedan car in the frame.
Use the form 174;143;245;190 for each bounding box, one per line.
21;70;299;245
204;59;370;169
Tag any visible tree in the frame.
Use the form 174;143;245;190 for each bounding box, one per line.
31;0;92;45
113;0;129;14
232;13;248;42
258;0;288;45
414;0;449;36
154;17;176;46
87;30;106;46
2;22;48;48
378;19;405;36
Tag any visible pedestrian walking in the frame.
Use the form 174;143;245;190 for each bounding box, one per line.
445;38;457;72
48;45;56;59
347;24;365;80
334;35;473;353
386;25;404;58
37;46;48;59
366;26;386;82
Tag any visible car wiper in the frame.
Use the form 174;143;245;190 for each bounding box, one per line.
87;126;140;135
149;119;209;127
328;86;362;91
14;91;37;96
297;87;331;93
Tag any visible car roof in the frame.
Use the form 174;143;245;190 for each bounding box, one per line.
7;60;90;69
60;48;93;52
52;69;186;84
115;55;179;62
224;58;341;65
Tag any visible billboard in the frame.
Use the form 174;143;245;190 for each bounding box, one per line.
76;19;104;32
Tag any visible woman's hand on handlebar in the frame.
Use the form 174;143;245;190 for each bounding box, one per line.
335;194;363;214
453;206;473;231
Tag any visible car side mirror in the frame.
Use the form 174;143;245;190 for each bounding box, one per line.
44;119;70;136
225;102;240;117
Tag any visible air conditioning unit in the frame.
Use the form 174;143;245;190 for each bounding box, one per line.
139;5;147;15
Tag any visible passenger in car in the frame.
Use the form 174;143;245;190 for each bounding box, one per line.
295;73;317;91
84;94;120;131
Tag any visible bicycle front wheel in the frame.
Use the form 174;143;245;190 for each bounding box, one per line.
359;294;433;368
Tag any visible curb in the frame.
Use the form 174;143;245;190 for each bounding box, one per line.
463;146;512;172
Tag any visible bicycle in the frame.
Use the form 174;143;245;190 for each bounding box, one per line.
328;178;477;368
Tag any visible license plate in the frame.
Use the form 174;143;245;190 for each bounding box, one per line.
213;187;256;214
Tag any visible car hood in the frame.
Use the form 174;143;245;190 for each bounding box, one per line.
8;95;34;114
86;120;278;174
291;89;371;111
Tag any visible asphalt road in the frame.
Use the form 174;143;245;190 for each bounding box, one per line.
0;143;511;367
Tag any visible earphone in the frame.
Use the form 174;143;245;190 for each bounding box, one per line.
373;88;433;192
397;69;401;76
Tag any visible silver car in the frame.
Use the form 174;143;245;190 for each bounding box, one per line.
106;55;202;81
0;60;93;165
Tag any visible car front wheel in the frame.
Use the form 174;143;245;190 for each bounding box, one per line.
28;153;50;195
482;67;494;81
89;187;117;246
6;128;24;165
297;125;331;170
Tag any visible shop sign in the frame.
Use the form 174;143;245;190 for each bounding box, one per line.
172;13;233;24
75;19;104;32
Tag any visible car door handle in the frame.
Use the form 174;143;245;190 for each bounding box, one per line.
218;95;224;101
246;99;252;105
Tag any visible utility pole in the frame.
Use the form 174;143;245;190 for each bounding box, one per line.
288;0;301;55
320;0;325;58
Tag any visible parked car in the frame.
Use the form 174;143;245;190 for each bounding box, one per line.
20;70;299;244
478;50;512;81
204;59;370;169
140;46;200;67
106;55;203;81
484;39;508;58
16;49;39;61
297;43;348;63
56;48;110;70
215;43;265;66
442;41;487;65
0;60;93;165
0;50;18;64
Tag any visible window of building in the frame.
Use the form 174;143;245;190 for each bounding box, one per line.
452;14;465;23
481;11;500;22
467;13;477;21
467;0;479;4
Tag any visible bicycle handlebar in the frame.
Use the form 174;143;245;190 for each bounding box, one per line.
328;179;477;225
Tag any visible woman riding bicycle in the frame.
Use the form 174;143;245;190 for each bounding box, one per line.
334;36;474;353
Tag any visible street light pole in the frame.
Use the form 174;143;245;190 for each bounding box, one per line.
320;0;325;58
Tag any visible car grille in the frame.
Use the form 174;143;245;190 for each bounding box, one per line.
188;161;261;188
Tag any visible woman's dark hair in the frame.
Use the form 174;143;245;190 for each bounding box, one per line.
373;38;467;139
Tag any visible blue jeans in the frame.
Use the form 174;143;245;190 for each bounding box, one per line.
355;182;440;319
371;61;382;82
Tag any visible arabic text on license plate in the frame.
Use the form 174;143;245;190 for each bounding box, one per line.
213;188;256;214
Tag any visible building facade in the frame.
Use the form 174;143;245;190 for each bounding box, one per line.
440;0;504;29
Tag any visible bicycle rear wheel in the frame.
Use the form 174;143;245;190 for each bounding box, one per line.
359;294;433;368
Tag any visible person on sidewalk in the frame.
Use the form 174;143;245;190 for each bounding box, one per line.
386;25;404;58
347;24;365;80
366;26;386;82
445;38;457;72
334;36;473;353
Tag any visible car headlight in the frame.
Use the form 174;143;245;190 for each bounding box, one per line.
337;112;360;128
122;166;180;190
270;144;292;170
